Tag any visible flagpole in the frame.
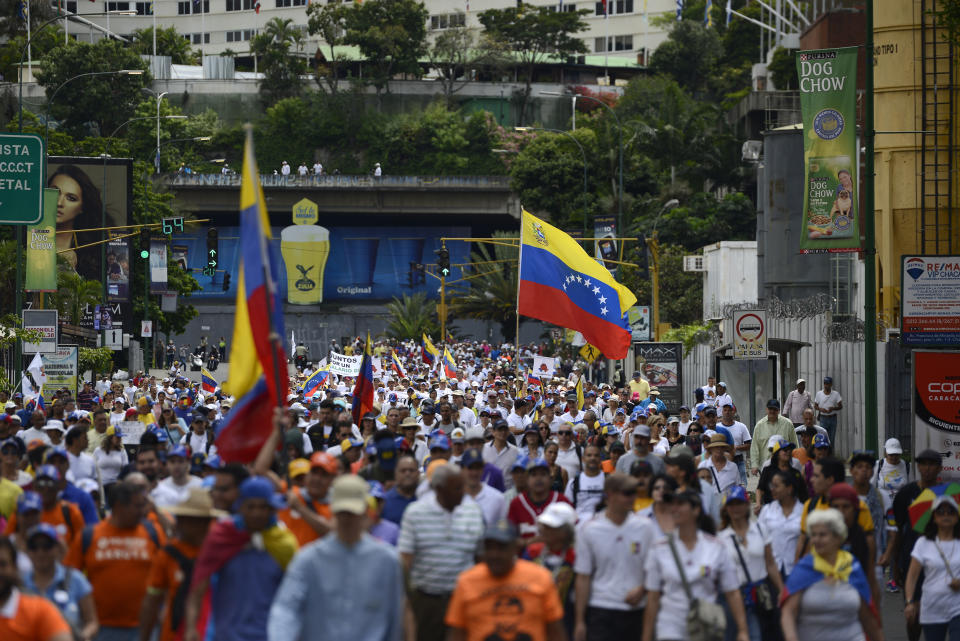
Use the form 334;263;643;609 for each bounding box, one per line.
515;211;525;367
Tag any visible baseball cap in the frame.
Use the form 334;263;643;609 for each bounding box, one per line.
330;475;369;515
238;476;285;509
460;448;484;468
827;482;859;505
26;523;60;544
933;495;960;513
450;427;465;443
812;434;830;449
288;458;310;478
796;378;806;385
537;502;577;529
884;438;903;454
766;399;780;409
43;419;65;433
367;480;386;500
512;454;530;471
916;448;943;463
168;445;188;459
633;371;641;378
723;486;749;505
310;451;339;474
526;456;549;472
633;424;651;438
823;376;833;384
43;447;69;463
375;434;397;471
483;519;518;543
17;491;42;514
429;434;451;451
464;427;484;442
35;464;60;481
665;445;695;461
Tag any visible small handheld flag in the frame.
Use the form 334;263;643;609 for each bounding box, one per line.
201;368;218;394
442;347;457;379
351;334;375;424
390;351;407;379
302;365;330;398
422;333;440;365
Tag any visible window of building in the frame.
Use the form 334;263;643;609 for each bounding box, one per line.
613;34;632;50
106;2;130;10
594;36;607;52
226;30;241;42
595;2;604;15
65;1;77;11
178;0;208;13
135;1;152;14
276;0;306;6
226;0;253;11
429;12;465;30
563;3;576;11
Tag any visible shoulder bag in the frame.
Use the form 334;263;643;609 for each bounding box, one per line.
729;526;777;617
666;532;727;641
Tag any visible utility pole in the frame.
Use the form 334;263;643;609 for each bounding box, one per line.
647;233;661;341
863;0;878;451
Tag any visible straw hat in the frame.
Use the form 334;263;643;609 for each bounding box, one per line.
705;433;731;450
167;488;227;519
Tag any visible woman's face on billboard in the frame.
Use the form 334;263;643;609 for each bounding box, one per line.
51;174;83;225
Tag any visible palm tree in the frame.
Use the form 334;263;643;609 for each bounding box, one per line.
448;231;520;341
50;271;102;326
384;292;440;340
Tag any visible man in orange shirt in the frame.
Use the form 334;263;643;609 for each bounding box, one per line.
277;451;336;546
446;519;566;641
140;488;225;641
3;466;82;544
0;536;72;641
65;480;163;641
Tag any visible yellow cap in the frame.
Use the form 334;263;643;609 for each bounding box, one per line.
288;458;310;478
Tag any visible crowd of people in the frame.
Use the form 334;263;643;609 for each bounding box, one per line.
0;338;954;641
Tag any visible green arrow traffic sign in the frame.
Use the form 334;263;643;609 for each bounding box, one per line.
0;134;45;225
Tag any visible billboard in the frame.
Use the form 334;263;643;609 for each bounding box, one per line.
633;342;683;413
47;157;133;330
41;345;79;398
170;225;471;301
902;256;960;346
912;351;960;480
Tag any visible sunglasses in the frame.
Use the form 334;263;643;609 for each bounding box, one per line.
27;539;56;551
35;479;57;488
558;430;573;436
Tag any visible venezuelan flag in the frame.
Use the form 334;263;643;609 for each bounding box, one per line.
352;334;375;424
422;333;440;365
301;365;330;398
575;375;584;411
781;550;873;609
518;210;636;359
442;347;457;379
217;128;289;463
526;372;541;388
201;368;218;394
390;350;407;379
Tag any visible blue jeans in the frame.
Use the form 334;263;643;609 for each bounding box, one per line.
736;457;748;486
721;593;763;641
95;627;139;641
819;414;838;446
923;616;960;641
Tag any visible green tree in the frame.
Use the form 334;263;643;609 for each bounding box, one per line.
631;192;756;252
0;0;55;40
36;39;150;136
306;1;351;94
251;17;308;107
49;270;102;326
0;315;43;392
649;20;723;98
478;5;589;124
384;292;439;340
0;24;62;87
449;233;519;341
621;243;703;328
130;27;199;64
427;26;510;107
768;47;798;90
78;346;114;381
344;0;429;102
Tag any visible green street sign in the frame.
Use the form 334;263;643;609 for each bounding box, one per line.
0;133;45;225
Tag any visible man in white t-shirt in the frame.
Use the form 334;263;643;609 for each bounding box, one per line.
713;382;733;410
151;445;203;507
461;448;507;526
718;403;751;485
814;376;843;446
558;392;585;425
313;161;323;175
678;405;694;436
573;473;653;639
700;376;717;402
554;424;582;480
565;443;605;518
874;437;908;502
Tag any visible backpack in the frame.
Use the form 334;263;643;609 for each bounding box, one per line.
163;544;195;633
24;567;84;641
81;518;160;556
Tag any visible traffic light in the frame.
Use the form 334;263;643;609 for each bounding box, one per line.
435;247;450;278
139;227;151;259
222;272;231;292
204;228;218;277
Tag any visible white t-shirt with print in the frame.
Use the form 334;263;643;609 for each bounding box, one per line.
911;537;960;625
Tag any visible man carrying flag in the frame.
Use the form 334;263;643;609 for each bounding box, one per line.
352;334;375;426
390;350;406;379
218;126;289;462
301;365;330;398
201;368;218;394
422;333;439;365
442;347;457;380
517;210;637;359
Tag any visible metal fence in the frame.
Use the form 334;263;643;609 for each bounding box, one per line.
160;173;512;189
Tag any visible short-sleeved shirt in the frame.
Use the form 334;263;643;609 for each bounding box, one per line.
4;501;84;543
508;492;572;540
21;563;93;630
911;537;960;625
644;532;740;641
0;478;23;519
574;512;654;610
146;539;201;641
718;521;771;585
0;589;72;641
445;560;563;641
380;488;417;525
64;519;163;628
277;487;333;546
800;494;873;534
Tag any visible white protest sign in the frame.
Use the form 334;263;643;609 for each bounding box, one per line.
119;420;147;445
329;352;362;377
371;357;383;379
532;355;557;377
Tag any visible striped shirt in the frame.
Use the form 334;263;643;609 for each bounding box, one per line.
398;494;484;594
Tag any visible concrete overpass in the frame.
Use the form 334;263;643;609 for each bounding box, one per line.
158;173;521;222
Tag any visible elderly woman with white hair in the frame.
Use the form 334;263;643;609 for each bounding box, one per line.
780;508;884;641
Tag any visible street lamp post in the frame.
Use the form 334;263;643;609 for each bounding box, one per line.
542;90;623;238
515;126;589;235
648;198;679;342
141;88;170;173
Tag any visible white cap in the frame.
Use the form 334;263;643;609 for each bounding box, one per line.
43;419;65;433
537;502;577;529
884;438;903;454
796;378;806;385
933;495;959;513
464;427;484;442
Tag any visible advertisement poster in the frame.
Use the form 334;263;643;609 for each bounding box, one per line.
168;225;469;301
633;342;683;413
150;238;168;293
41;345;79;397
902;256;960;346
106;234;130;301
912;351;960;480
594;215;618;274
24;189;59;292
93;305;112;331
796;48;861;253
627;306;650;341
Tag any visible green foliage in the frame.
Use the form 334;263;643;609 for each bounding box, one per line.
449;233;519;341
252;17;308;108
935;0;960;47
621;243;704;328
478;5;589;124
0;315;43;393
384;292;439;340
79;346;114;379
0;24;62;84
0;0;55;40
307;1;351;94
632;192;755;252
427;26;511;107
130;27;199;65
662;320;717;356
768;47;798;90
344;0;429;97
36;39;150;136
48;271;102;326
649;21;723;98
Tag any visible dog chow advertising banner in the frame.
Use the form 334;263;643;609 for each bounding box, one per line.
796;47;862;254
913;350;960;480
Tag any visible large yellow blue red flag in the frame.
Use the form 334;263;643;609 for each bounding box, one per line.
422;333;440;365
442;347;457;379
217;127;289;462
518;210;636;359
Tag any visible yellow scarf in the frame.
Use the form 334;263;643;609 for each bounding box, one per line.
811;548;854;582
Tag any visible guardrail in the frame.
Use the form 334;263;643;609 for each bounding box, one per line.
159;173;512;189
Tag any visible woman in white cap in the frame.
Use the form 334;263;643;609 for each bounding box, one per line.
874;438;908;503
524;502;577;637
905;495;960;641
